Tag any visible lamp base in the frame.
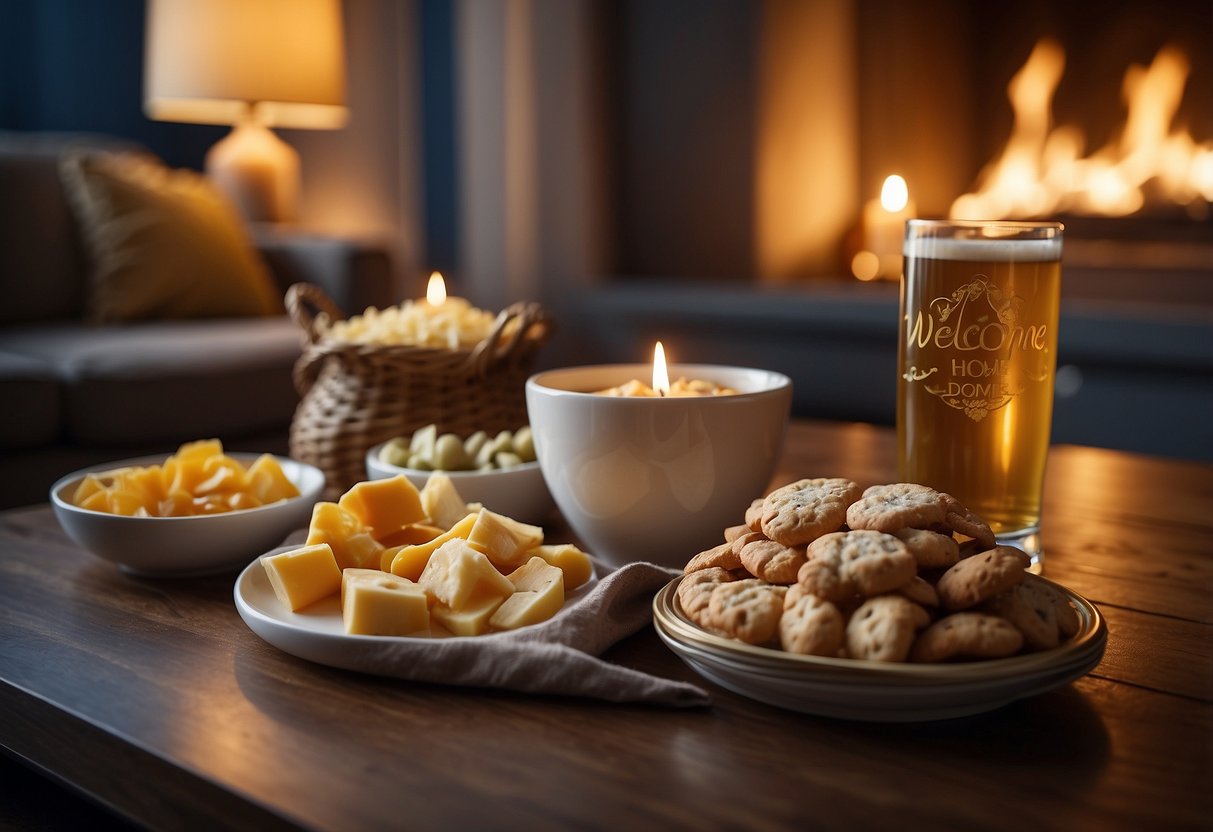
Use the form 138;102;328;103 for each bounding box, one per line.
205;119;300;224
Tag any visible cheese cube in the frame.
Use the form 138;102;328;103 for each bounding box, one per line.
342;572;429;636
417;538;514;611
489;557;565;630
305;502;385;570
378;522;445;550
389;511;479;580
420;473;472;530
245;454;300;504
261;544;342;611
467;509;544;570
337;475;426;540
529;543;594;590
430;588;507;636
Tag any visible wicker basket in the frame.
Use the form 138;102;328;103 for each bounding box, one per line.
285;283;553;498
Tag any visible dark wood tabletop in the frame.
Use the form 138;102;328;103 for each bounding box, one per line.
2;420;1211;831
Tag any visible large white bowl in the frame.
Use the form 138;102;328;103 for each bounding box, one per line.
365;442;555;525
50;454;325;577
526;363;792;570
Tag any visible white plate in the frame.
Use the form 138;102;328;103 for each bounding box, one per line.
652;574;1107;722
234;547;598;673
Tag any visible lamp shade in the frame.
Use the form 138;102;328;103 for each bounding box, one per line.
144;0;348;129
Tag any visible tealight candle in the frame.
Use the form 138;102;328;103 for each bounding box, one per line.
594;342;738;397
853;174;916;281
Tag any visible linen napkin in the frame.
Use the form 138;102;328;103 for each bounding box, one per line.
349;560;710;706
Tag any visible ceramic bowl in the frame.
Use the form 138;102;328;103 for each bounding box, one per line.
365;442;555;525
525;364;792;570
50;454;325;577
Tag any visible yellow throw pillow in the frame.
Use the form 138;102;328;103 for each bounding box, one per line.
60;152;282;323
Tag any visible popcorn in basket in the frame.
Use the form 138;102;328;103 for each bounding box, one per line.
286;274;553;498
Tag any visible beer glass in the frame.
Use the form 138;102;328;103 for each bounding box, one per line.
897;219;1063;570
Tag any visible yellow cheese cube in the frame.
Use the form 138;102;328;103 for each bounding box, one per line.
305;502;385;570
467;509;544;570
338;475;427;540
261;544;342;611
417;538;514;611
489;557;565;630
245;454;300;504
342;572;429;636
378;522;445;550
420;473;472;530
388;511;479;579
529;543;594;590
430;587;507;636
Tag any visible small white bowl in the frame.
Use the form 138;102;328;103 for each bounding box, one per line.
50;454;325;578
526;363;792;570
365;442;555;525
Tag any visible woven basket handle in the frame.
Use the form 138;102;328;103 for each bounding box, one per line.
286;282;346;345
466;301;551;378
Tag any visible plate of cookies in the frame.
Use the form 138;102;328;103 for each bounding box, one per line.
652;478;1108;721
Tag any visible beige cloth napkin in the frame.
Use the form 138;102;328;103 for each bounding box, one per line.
343;559;710;706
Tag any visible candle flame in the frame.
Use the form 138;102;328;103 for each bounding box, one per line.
426;271;447;306
880;175;909;212
652;341;670;397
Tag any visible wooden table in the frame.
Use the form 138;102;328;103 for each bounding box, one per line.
2;420;1210;831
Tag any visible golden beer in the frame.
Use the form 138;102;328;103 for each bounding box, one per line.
897;221;1062;565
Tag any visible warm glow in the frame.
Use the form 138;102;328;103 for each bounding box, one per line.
652;342;671;397
880;175;910;212
851;251;880;281
951;40;1213;219
426;272;447;306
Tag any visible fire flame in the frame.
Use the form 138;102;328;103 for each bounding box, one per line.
951;40;1213;220
652;341;670;397
426;271;447;306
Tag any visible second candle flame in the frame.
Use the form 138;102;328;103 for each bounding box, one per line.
652;341;670;397
426;271;447;306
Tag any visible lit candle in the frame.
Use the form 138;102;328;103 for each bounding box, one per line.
652;341;670;397
595;342;738;396
325;271;496;348
854;174;917;281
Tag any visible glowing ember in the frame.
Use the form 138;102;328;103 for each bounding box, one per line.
951;40;1213;220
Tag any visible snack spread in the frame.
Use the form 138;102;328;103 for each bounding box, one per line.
69;439;299;517
260;473;592;638
679;478;1080;662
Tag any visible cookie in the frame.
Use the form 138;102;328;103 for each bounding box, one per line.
897;575;940;608
845;483;948;534
760;478;861;546
676;567;736;627
744;498;765;531
845;595;930;662
942;494;997;548
910;612;1024;662
684;541;743;574
936;546;1031;611
894;527;961;569
799;530;917;602
738;536;807;585
723;524;751;544
707;579;787;645
984;578;1079;651
779;585;844;656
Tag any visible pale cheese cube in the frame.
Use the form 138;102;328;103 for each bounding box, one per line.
261;544;342;611
529;543;594;590
489;557;565;630
420;472;471;530
430;587;507;636
342;573;429;636
467;509;544;570
417;538;514;611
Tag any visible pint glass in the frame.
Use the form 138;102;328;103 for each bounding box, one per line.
897;220;1063;570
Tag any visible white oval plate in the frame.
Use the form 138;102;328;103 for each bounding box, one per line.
652;573;1107;722
234;547;598;673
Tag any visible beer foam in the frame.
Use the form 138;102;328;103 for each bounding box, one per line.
903;236;1061;262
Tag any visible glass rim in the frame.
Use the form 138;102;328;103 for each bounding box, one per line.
906;218;1064;238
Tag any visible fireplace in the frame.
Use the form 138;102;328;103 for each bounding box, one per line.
603;0;1213;304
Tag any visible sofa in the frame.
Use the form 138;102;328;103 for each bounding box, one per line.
0;132;396;509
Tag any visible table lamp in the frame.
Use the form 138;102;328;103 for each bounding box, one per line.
143;0;348;223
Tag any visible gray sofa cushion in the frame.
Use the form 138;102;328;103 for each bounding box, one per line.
0;351;61;450
0;317;303;445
